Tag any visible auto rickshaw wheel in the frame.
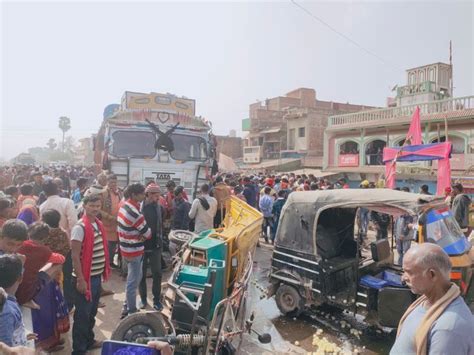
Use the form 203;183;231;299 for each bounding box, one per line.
275;284;304;316
111;312;167;343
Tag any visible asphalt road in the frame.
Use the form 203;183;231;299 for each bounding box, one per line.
57;241;393;354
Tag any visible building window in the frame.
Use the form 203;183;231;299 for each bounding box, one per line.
288;129;295;150
429;68;435;82
298;127;305;138
419;70;425;82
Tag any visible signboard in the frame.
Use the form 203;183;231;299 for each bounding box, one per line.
242;118;251;131
123;92;196;116
338;154;359;167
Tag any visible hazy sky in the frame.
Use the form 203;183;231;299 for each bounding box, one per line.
1;0;473;160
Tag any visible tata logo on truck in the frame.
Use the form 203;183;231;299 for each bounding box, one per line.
153;172;174;180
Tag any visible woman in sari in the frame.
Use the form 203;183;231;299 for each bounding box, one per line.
16;222;67;352
16;184;39;226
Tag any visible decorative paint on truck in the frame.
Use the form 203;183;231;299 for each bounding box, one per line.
121;91;196;117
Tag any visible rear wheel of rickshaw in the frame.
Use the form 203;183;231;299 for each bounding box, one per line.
111;312;167;343
275;284;305;317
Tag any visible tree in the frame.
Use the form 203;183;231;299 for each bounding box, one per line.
46;138;57;150
58;116;71;152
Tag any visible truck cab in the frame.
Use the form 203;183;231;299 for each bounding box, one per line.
94;92;216;196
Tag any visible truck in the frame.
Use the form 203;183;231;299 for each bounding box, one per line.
93;91;217;196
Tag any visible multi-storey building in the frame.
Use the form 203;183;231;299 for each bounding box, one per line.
324;62;474;192
242;88;374;165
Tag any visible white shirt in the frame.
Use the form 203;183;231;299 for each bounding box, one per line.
188;194;217;233
40;195;78;236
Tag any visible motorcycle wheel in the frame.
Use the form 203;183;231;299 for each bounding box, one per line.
111;312;167;343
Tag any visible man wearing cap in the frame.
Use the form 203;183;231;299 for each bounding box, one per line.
139;183;164;311
171;186;191;231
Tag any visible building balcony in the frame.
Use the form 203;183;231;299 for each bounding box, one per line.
396;81;438;97
327;95;474;131
331;153;474;172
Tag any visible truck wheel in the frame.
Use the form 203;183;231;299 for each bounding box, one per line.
275;284;304;317
111;312;167;343
169;230;197;247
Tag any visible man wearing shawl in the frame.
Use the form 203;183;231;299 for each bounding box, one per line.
390;244;473;354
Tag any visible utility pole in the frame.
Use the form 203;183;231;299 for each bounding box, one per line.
445;41;452;141
449;40;453;98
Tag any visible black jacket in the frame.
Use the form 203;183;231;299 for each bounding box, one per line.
142;201;163;250
171;198;191;230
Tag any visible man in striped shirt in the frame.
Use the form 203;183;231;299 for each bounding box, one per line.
117;183;151;319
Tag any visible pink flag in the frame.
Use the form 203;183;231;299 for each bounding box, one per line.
406;107;422;145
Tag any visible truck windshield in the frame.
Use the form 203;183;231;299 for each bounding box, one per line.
111;130;156;158
422;207;470;256
170;134;208;161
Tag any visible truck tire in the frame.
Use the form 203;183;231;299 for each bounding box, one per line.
169;230;197;247
111;312;167;343
275;284;305;317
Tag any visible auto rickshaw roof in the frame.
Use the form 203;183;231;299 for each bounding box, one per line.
275;189;446;255
284;189;445;216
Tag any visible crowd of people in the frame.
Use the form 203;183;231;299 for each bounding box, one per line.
0;164;472;354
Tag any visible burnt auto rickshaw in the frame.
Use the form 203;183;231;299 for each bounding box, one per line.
268;189;474;328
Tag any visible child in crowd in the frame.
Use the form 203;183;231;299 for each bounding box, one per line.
0;219;28;255
0;254;28;347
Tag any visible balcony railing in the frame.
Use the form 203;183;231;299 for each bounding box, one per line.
396;81;437;97
328;95;474;129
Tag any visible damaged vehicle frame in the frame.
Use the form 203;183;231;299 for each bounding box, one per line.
268;189;474;328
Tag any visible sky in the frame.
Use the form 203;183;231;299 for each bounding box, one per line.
1;0;473;160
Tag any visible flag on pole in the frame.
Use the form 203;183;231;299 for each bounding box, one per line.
405;106;422;145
